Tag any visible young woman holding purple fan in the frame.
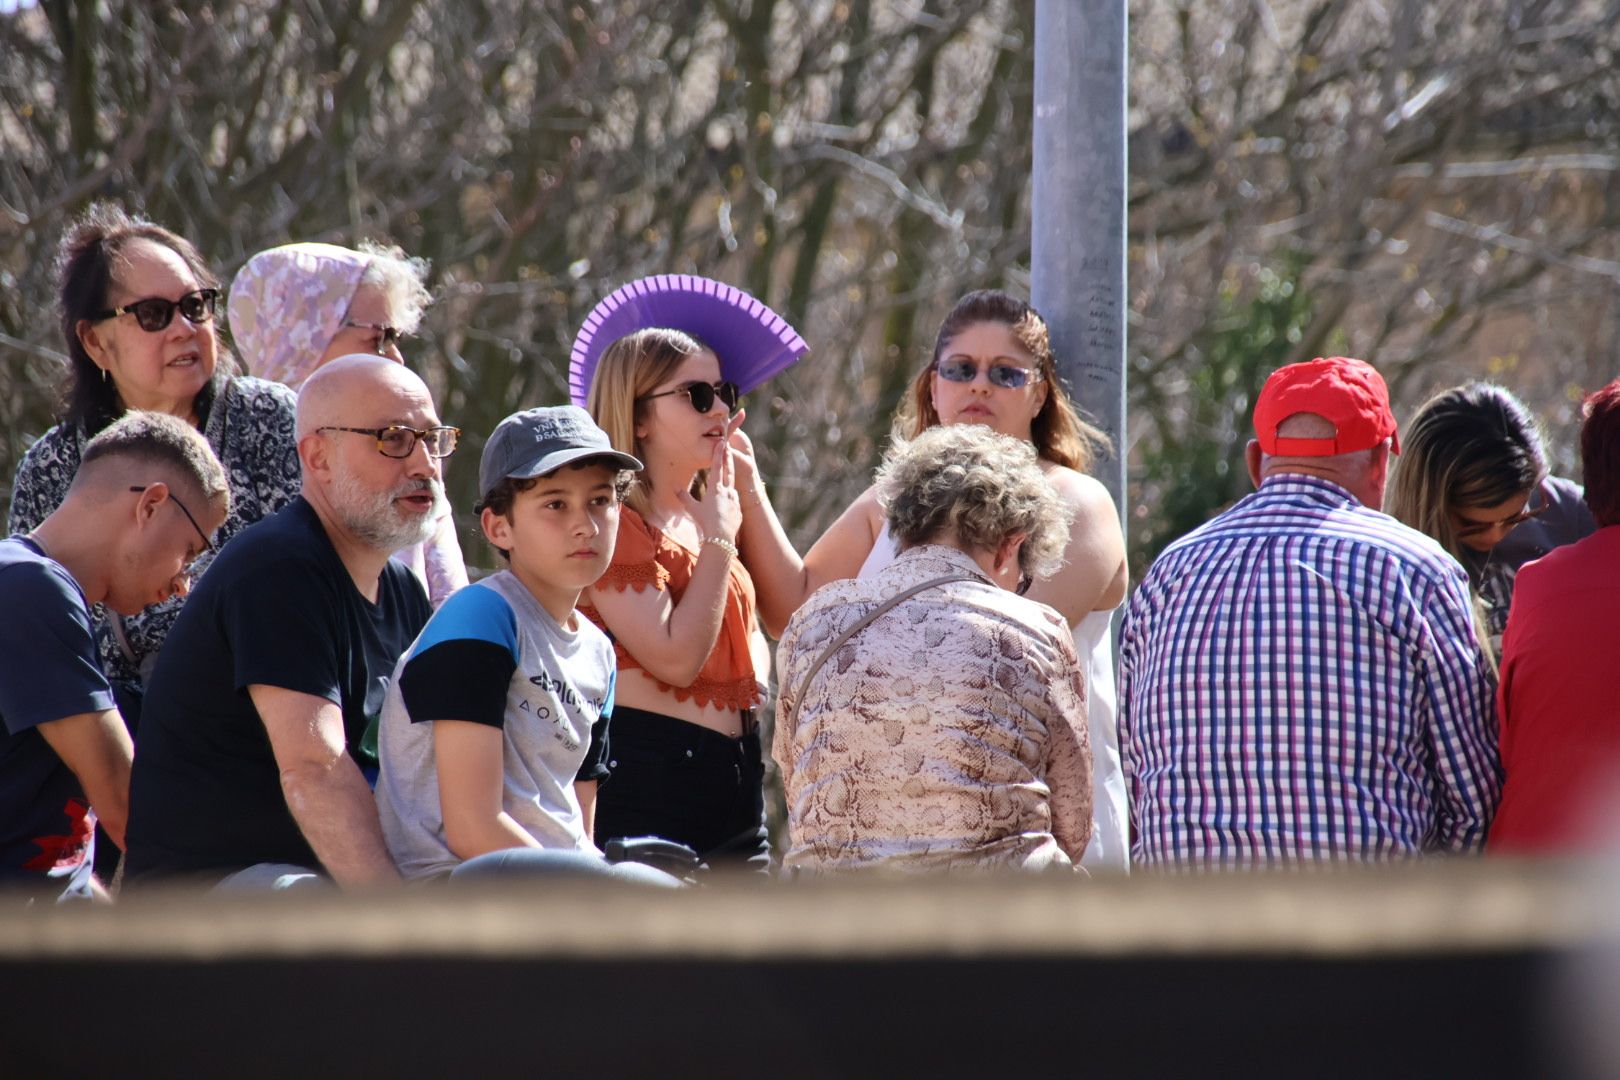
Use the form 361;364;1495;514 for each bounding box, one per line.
578;327;771;867
567;276;810;868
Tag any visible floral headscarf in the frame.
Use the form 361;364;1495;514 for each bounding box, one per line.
228;243;371;387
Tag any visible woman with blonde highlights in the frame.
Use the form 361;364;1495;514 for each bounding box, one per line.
580;327;771;866
733;289;1130;870
1387;382;1595;661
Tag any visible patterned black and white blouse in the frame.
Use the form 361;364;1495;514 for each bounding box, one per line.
7;375;302;686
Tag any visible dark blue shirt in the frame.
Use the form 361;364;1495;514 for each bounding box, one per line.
125;498;430;882
0;537;116;894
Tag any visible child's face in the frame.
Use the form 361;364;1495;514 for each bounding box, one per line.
635;348;731;473
483;462;621;605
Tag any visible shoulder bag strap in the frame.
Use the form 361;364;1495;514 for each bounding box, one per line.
786;572;978;732
107;614;140;668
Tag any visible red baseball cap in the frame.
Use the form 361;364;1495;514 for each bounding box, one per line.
1252;357;1400;456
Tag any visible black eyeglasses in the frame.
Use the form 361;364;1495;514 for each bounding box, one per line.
640;380;741;415
319;425;460;459
935;358;1043;390
96;288;218;333
1453;489;1548;539
344;321;403;354
129;485;212;558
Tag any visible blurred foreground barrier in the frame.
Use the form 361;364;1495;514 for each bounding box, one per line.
1;860;1614;1078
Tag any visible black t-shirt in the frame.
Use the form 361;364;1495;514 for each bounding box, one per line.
124;498;431;883
0;537;116;897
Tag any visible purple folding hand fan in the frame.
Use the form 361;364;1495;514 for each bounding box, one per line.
568;274;809;407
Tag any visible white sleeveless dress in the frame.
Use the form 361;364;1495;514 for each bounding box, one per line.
858;525;1129;871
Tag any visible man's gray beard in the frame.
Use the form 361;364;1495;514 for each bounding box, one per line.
329;471;444;553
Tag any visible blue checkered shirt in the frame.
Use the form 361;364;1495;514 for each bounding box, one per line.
1119;474;1500;867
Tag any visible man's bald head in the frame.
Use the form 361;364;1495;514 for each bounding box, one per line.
294;353;446;556
296;354;433;438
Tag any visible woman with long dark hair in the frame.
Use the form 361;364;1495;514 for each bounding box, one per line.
9;203;301;714
1489;376;1620;853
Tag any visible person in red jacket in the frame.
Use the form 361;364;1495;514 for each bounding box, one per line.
1489;376;1620;854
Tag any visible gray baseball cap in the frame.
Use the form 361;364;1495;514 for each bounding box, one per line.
478;405;643;499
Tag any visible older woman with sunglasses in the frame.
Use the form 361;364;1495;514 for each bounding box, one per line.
732;289;1131;871
8;203;301;719
578;327;772;867
228;241;467;606
1387;382;1596;664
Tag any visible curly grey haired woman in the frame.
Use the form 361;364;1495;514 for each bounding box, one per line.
773;423;1092;874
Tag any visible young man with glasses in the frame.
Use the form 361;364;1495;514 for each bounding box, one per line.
1;413;227;902
125;356;452;889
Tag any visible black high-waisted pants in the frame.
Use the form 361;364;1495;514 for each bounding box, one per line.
594;705;769;867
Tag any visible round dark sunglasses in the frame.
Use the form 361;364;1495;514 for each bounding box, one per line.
94;288;218;333
934;358;1043;390
641;380;741;415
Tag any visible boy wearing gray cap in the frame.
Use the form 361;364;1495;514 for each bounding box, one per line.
375;407;671;883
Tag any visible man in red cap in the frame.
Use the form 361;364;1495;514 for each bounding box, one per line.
1119;357;1500;868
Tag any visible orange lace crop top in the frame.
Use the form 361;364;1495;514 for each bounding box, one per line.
580;507;761;711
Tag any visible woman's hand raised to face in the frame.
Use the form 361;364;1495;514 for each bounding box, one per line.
726;408;761;500
680;411;744;545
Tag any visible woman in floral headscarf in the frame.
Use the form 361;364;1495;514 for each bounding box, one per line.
229;241;467;605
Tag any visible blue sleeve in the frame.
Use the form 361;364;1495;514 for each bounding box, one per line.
0;563;115;733
398;584;519;729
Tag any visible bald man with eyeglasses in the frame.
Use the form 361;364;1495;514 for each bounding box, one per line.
125;356;453;889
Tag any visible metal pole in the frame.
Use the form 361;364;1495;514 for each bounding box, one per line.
1031;0;1128;536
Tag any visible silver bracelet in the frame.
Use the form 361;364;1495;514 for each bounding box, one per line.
703;535;739;558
